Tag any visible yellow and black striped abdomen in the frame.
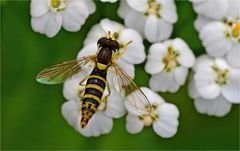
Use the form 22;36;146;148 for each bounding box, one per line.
81;67;107;128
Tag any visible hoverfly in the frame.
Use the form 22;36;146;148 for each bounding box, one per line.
36;32;151;128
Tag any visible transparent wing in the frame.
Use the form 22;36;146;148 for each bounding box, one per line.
112;62;151;115
36;55;96;84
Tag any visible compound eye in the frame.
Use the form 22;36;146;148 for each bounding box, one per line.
110;40;119;52
97;37;108;47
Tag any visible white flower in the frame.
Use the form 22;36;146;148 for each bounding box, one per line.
30;0;96;37
62;73;126;137
145;38;195;93
82;18;146;78
100;0;118;3
199;17;240;68
193;56;240;104
191;0;240;20
125;87;179;138
189;73;232;117
118;0;178;42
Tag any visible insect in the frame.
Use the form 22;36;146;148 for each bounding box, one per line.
36;32;151;128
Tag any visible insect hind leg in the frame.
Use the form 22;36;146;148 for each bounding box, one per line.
77;76;89;98
102;81;111;111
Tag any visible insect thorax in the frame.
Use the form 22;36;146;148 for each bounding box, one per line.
97;47;113;66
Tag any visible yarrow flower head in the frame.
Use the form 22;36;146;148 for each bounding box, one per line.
62;73;126;137
118;0;178;42
193;55;240;103
30;0;96;37
145;38;195;92
188;55;240;117
126;87;179;138
82;18;146;78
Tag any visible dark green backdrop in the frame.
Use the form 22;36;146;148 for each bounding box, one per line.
1;0;239;150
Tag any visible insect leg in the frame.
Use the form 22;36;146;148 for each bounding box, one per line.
79;76;89;86
102;81;111;111
78;76;89;98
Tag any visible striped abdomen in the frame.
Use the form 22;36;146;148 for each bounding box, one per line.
81;67;107;128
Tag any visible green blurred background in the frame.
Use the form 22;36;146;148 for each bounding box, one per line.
1;0;239;150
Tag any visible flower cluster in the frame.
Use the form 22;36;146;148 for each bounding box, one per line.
31;0;239;138
61;18;180;137
189;0;240;116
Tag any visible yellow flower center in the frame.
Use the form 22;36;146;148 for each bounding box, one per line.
139;104;159;127
232;23;240;38
163;46;180;72
224;18;240;41
51;0;60;8
212;65;229;85
144;0;161;17
51;0;67;11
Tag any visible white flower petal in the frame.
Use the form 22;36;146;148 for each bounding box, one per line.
84;24;106;46
192;54;213;72
82;0;96;14
226;44;240;68
153;118;178;138
126;114;144;134
118;0;131;18
145;43;167;74
140;87;165;105
62;2;89;32
118;29;145;64
31;12;62;38
159;0;178;23
194;68;221;99
194;95;232;117
100;18;124;34
116;58;135;78
174;67;188;85
226;0;240;18
173;38;196;68
192;0;228;19
125;10;147;36
194;15;214;32
156;103;180;120
188;75;200;99
61;100;80;127
45;13;62;38
150;71;179;92
119;29;143;43
30;0;49;17
77;43;98;58
31;13;50;34
222;69;240;103
121;43;146;64
153;103;179;138
63;73;87;102
126;0;148;12
104;84;126;118
145;15;173;42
